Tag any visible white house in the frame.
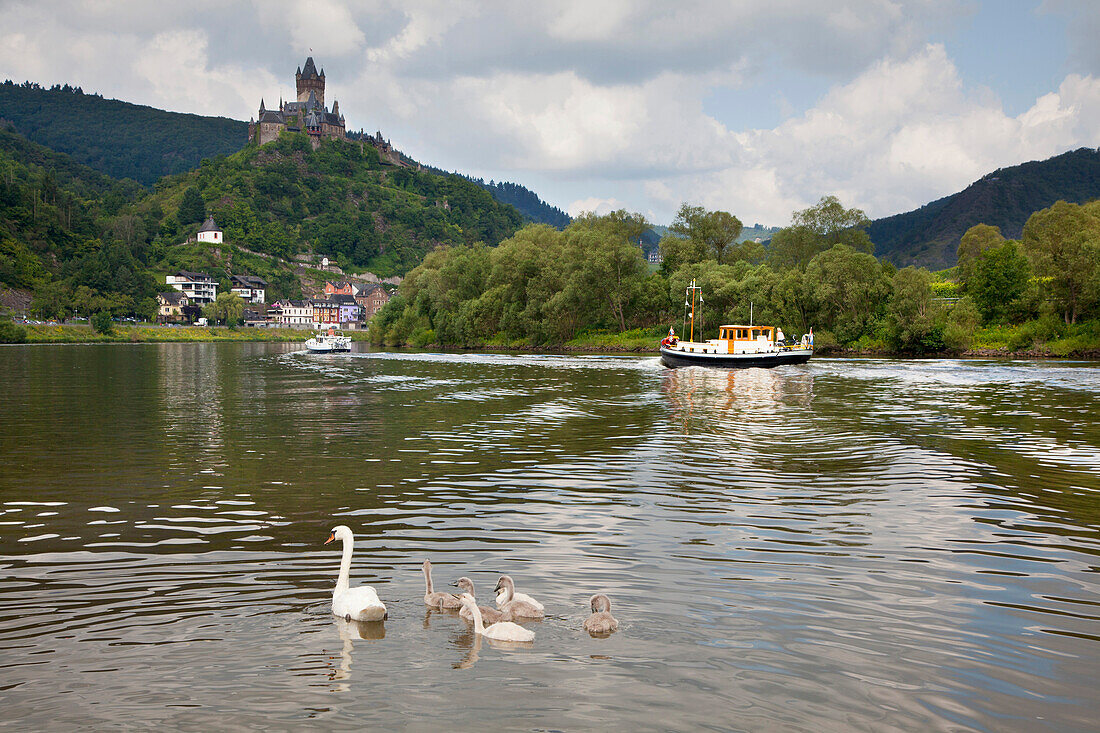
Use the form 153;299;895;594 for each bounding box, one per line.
166;270;217;305
197;217;223;244
230;275;267;304
270;299;313;327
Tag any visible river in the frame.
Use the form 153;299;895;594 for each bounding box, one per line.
0;344;1097;731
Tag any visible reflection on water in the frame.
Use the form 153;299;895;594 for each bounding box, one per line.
0;345;1098;731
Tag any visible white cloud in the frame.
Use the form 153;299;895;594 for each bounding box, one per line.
0;2;1095;228
567;196;631;217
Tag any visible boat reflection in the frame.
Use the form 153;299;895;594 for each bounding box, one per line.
661;366;813;429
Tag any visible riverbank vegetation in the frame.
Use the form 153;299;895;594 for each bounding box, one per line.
372;197;1100;356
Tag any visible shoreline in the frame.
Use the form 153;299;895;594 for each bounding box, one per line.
12;324;1099;360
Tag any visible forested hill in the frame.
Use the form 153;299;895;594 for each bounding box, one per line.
868;147;1100;270
0;81;248;185
2;81;570;228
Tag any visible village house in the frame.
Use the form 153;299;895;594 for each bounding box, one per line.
311;298;339;327
324;281;355;296
354;283;391;319
156;291;190;323
330;293;363;327
230;275;268;304
269;299;313;328
166;270;217;305
197;217;223;244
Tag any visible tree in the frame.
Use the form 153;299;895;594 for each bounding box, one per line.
768;196;873;270
178;186;206;225
91;310;113;334
203;291;245;326
956;224;1005;283
568;211;649;333
1021;200;1100;324
968;241;1030;323
669;204;744;264
792;195;872;253
805;244;890;343
888;267;943;353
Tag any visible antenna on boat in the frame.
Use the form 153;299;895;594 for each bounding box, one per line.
684;279;703;342
750;302;753;326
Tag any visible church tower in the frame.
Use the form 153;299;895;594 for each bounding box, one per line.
295;56;325;107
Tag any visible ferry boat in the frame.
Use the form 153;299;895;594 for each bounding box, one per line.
305;328;352;353
659;278;812;369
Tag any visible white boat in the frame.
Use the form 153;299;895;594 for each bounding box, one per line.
305;329;352;353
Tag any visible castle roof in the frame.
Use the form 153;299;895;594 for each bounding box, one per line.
198;217;221;233
259;109;283;123
301;56;322;79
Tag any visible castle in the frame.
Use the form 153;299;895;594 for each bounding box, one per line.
248;56;346;149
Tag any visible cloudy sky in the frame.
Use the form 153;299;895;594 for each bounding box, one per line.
1;0;1097;226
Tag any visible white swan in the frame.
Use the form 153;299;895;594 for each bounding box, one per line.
458;593;535;642
423;559;462;610
583;593;619;635
454;577;509;624
325;525;387;622
494;575;544;612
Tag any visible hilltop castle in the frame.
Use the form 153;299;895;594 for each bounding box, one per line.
248;56;346;149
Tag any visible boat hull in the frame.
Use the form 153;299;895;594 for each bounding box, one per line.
659;346;812;369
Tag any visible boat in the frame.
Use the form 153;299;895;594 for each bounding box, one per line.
305;328;352;353
659;279;813;369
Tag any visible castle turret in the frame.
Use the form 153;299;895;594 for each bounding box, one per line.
296;55;325;107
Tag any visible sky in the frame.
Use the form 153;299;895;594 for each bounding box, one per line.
0;0;1097;226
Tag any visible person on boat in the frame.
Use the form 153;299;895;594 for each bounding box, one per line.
660;327;678;347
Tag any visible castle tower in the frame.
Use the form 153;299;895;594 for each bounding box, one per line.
295;56;325;107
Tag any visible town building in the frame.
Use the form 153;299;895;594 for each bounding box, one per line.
311;298;339;327
324;281;355;296
166;270;217;305
157;291;190;323
354;283;391;320
269;299;313;328
330;293;362;327
230;275;268;304
248;57;346;149
197;217;223;244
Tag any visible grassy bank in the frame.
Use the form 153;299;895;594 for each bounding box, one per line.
19;323;318;344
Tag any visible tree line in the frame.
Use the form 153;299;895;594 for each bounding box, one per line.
371;195;1100;354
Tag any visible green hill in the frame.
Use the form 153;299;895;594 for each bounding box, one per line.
0;124;524;319
0;81;248;185
147;132;523;277
868;147;1100;269
0;124;157;311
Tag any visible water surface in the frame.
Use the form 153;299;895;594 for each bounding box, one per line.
0;344;1097;731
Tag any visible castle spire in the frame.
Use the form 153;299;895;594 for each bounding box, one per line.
259;98;265;113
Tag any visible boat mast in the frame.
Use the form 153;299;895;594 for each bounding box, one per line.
685;279;703;342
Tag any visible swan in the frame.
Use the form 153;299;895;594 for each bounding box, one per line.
494;574;545;612
457;593;535;642
495;575;544;619
422;559;462;610
454;577;509;624
583;593;619;635
325;525;387;622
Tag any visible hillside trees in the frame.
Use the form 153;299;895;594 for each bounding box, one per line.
1021;200;1100;324
178;187;205;224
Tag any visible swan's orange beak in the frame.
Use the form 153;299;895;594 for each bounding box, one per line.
324;532;335;544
